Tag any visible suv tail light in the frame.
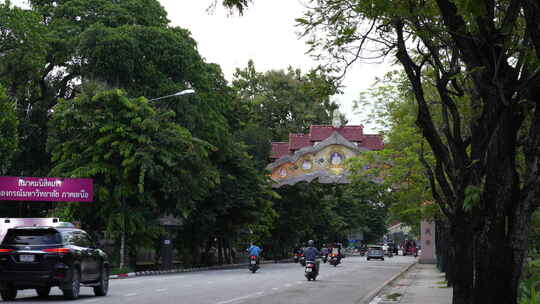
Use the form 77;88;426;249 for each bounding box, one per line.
43;248;70;254
0;249;14;253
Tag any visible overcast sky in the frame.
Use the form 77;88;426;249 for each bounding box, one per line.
10;0;394;131
162;1;393;131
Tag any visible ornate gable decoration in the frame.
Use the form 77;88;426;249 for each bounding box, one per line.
267;125;383;188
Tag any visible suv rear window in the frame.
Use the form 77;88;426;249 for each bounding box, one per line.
2;229;62;245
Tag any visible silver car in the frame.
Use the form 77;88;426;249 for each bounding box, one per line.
366;246;385;261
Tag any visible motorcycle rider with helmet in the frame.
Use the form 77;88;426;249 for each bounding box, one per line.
303;240;321;274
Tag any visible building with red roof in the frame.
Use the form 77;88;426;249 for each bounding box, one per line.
267;124;384;187
270;125;383;160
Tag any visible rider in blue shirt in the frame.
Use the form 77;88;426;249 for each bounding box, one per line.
246;243;262;263
247;244;261;256
303;240;321;273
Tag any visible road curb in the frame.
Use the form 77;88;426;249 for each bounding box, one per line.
357;260;418;304
109;259;294;280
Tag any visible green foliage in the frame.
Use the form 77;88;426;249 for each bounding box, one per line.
47;89;218;246
529;210;540;253
349;71;436;229
0;86;18;175
0;0;215;178
0;1;50;176
520;256;540;304
220;0;251;14
177;140;277;255
263;180;389;257
232;60;341;142
463;185;481;212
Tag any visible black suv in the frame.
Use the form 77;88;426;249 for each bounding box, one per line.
0;226;109;300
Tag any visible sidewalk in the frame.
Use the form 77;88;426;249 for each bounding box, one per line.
369;263;453;304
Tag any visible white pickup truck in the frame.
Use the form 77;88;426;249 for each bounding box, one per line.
0;218;63;244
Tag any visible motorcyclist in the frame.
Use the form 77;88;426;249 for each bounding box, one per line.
330;243;343;262
321;245;329;262
303;240;321;273
246;243;262;264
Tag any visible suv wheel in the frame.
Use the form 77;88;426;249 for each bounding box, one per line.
63;268;81;300
36;287;51;297
1;286;17;301
93;265;109;296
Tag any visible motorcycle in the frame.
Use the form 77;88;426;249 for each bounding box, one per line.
304;260;318;281
299;254;306;267
248;255;259;273
322;254;328;263
293;253;300;263
329;253;340;267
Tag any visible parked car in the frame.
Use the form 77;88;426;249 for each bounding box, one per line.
366;246;385;261
0;226;109;300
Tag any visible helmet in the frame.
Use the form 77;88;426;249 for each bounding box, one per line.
308;240;314;246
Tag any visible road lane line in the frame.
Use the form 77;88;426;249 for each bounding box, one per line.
124;293;138;297
272;288;279;291
156;288;168;292
284;283;292;287
216;291;264;304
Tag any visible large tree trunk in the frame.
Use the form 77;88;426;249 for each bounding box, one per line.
472;194;534;303
471;109;528;304
436;218;454;286
450;217;474;304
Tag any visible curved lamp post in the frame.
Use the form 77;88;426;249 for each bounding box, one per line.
148;88;195;102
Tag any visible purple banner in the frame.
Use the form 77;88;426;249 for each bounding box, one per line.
0;177;93;202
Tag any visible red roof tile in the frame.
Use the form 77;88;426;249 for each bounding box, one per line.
361;134;384;150
270;125;382;160
289;133;311;150
309;125;364;141
271;142;290;159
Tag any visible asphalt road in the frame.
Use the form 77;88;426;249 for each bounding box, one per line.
11;256;416;304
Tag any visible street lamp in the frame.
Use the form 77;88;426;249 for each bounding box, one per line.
147;89;195;102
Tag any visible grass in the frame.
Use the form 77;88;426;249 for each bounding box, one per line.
386;293;402;301
436;280;450;288
110;266;135;275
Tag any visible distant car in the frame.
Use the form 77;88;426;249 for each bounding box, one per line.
0;226;109;300
366;246;385;261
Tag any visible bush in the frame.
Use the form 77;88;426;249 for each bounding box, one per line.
519;253;540;304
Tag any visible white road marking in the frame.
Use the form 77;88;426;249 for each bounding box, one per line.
272;287;279;291
284;283;292;287
124;293;138;297
215;291;264;304
156;288;168;292
369;296;382;304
